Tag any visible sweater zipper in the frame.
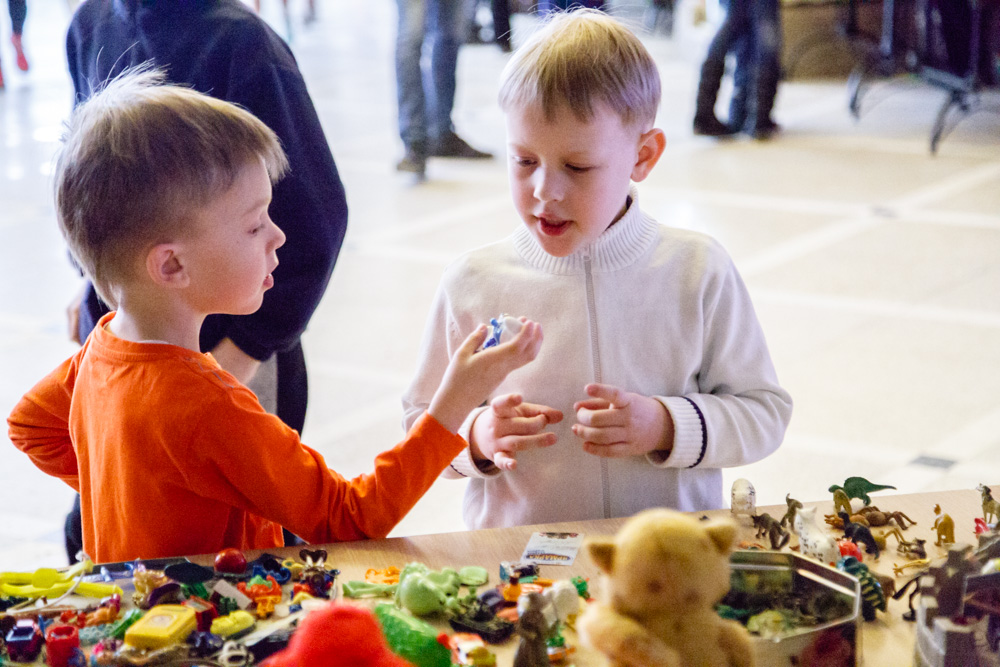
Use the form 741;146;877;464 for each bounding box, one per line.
583;254;611;519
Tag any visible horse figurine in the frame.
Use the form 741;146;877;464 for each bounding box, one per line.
977;484;1000;524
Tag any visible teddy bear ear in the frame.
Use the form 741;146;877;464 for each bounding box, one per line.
704;521;737;554
587;540;616;573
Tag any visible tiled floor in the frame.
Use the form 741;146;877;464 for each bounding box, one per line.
2;0;1000;571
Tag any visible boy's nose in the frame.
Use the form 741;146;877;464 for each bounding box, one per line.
271;220;287;250
532;169;563;203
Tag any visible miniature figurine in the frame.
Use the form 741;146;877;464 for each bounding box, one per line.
513;592;553;667
857;505;916;529
396;562;462;616
779;493;802;528
730;478;756;520
750;513;790;550
837;539;864;562
824;512;869;530
831;488;853;517
836;556;886;621
898;537;928;560
839;511;880;559
793;506;841;566
933;504;956;546
893;558;933;577
543;580;582;626
828;477;896;506
978;483;1000;524
578;508;754;667
481;314;522;350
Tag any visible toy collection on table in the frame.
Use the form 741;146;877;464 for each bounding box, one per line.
1;485;998;667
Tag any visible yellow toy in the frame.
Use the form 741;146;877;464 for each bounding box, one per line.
933;504;955;546
578;508;754;667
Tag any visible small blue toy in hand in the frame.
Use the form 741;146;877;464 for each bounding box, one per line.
481;315;523;350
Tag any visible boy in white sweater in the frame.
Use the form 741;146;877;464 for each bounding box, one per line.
403;9;792;529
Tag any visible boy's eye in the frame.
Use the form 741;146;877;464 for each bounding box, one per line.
512;157;535;168
566;164;591;173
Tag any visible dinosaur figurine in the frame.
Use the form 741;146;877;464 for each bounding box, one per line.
828;477;896;506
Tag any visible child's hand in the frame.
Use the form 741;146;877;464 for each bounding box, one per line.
428;320;543;435
572;383;674;458
470;394;563;471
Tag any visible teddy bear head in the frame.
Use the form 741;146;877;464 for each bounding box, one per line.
587;508;736;620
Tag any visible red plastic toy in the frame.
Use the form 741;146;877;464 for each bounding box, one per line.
44;624;81;667
262;602;414;667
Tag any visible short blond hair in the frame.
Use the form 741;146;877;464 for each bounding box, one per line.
498;9;661;129
55;67;289;308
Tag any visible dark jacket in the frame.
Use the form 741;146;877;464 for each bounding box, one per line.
67;0;348;359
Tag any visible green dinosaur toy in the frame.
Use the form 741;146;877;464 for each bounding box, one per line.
828;477;896;506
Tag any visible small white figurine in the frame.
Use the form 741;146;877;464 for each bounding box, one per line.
730;478;756;520
792;506;840;566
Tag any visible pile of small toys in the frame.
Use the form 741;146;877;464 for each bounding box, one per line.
727;477;1000;665
0;548;592;666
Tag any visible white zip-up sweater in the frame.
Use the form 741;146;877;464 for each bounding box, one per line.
402;188;792;529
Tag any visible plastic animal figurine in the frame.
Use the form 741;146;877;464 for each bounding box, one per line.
824;512;868;529
933;504;955;546
898;537;928;560
828;477;896;506
837;557;885;621
792;506;840;566
978;483;1000;523
395;562;462;616
857;506;916;529
839;511;880;559
750;513;790;550
578;509;754;667
514;592;551;667
730;478;756;521
779;494;802;528
831;488;853;517
893;558;932;577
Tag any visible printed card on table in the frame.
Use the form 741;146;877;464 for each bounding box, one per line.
520;531;584;566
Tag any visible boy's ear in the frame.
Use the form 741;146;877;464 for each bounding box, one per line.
630;128;666;183
145;243;189;289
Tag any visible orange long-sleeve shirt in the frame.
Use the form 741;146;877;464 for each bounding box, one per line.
8;313;466;564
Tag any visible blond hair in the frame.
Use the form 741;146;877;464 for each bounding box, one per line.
55;67;289;308
498;9;661;129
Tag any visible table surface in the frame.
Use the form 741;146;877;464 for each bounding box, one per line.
9;487;994;666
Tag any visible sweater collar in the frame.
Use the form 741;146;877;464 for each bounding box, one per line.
512;185;658;275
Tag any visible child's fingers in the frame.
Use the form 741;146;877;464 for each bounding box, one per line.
497;414;551;436
457;324;489;357
585;383;628;406
494;451;518;471
490;393;524;416
574;398;611;412
572;423;627;445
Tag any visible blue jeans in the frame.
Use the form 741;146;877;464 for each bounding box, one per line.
695;0;782;131
395;0;463;150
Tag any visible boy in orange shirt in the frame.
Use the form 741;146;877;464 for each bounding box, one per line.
7;69;543;564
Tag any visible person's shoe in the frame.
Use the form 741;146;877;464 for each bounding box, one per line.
693;115;738;137
430;132;493;159
395;147;427;176
749;119;781;141
11;34;28;72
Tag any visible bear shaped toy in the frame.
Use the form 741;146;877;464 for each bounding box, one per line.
578;508;754;667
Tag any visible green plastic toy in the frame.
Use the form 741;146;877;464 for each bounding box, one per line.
374;603;451;667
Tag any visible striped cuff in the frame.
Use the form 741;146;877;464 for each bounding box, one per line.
446;405;501;479
646;396;707;468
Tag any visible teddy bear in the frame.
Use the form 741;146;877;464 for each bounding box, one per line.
578;508;754;667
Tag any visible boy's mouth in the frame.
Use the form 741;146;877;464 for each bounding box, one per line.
538;216;569;236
